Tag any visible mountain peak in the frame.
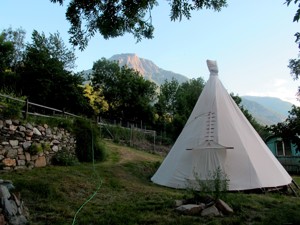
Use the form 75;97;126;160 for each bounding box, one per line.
108;53;189;85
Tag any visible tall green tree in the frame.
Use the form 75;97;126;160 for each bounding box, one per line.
154;78;180;142
0;33;14;73
92;58;157;125
0;28;23;92
50;0;227;49
18;30;91;115
170;77;206;139
1;27;26;72
268;105;300;150
155;78;179;125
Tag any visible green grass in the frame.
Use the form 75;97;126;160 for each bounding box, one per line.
3;140;300;225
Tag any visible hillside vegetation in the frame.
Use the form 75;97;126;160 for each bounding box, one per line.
2;140;300;225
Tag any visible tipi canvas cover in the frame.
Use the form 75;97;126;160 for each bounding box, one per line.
151;60;292;191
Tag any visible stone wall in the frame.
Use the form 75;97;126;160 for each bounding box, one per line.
0;119;76;170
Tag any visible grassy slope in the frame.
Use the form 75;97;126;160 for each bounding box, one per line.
2;140;300;225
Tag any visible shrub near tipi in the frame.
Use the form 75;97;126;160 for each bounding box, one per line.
151;60;292;191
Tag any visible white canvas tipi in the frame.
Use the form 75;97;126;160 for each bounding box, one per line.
151;60;292;191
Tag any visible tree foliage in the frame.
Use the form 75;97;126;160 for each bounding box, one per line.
81;83;109;115
267;105;300;150
91;58;157;125
50;0;227;49
0;27;26;71
285;0;300;95
171;78;206;139
17;30;91;115
0;33;14;73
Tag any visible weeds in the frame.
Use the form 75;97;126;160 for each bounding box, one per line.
187;167;229;200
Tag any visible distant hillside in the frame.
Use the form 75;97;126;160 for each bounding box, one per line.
109;53;189;85
241;96;293;125
242;96;293;118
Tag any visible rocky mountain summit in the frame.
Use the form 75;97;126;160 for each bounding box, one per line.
109;53;189;85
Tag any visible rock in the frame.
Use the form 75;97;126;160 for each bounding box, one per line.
37;125;45;132
2;158;16;167
215;199;233;215
9;140;18;147
5;120;12;126
17;148;24;155
24;152;31;161
9;125;17;131
0;185;11;198
18;125;26;132
25;130;33;137
31;155;38;161
35;156;46;167
52;140;60;145
12;120;20;125
17;160;26;166
176;204;205;215
10;214;28;225
6;149;18;158
25;123;33;130
22;141;31;150
25;136;31;141
52;145;59;152
4;199;18;218
201;205;221;217
32;128;41;136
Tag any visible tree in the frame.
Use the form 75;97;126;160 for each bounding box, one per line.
154;78;180;143
268;105;300;151
0;27;26;72
18;30;90;115
92;58;157;125
50;0;227;49
155;78;179;124
0;28;24;92
0;33;14;73
81;83;109;115
285;0;300;95
171;77;206;139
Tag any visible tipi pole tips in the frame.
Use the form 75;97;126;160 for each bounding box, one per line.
206;59;219;76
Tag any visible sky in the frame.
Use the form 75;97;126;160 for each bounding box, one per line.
1;0;300;106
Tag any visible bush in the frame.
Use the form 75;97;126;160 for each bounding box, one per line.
28;142;43;155
74;118;107;162
187;167;229;201
52;148;79;166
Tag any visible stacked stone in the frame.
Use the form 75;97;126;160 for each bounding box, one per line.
0;179;29;225
0;119;76;170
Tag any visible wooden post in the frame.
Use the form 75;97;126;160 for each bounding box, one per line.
24;98;29;120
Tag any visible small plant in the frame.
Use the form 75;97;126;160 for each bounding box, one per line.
28;142;43;155
41;142;51;151
187;167;229;200
52;148;79;166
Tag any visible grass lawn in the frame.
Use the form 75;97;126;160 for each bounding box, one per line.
2;140;300;225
